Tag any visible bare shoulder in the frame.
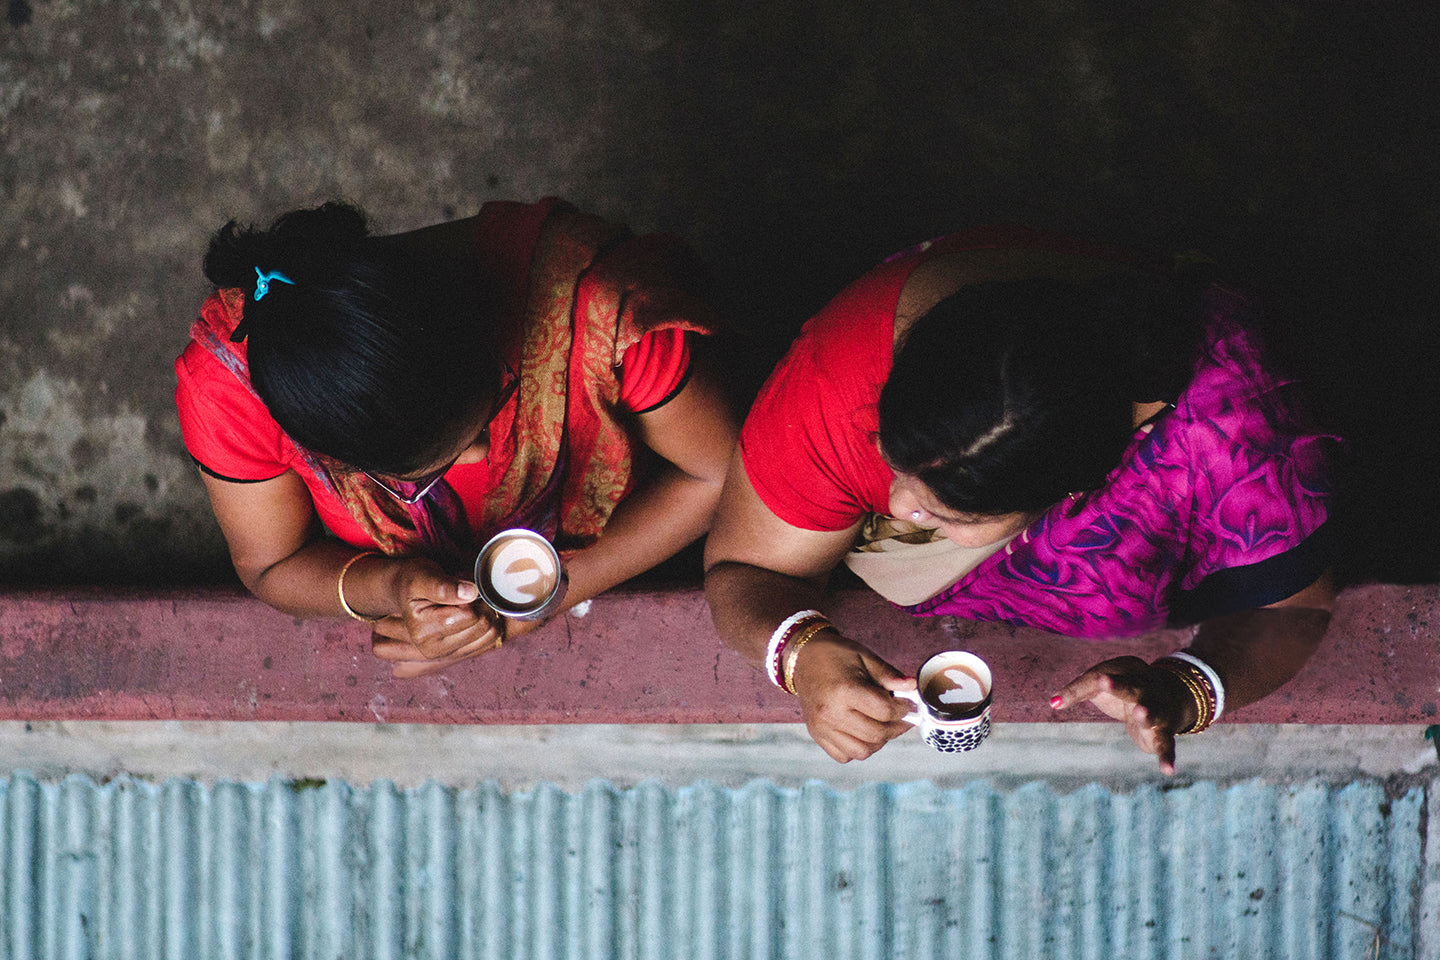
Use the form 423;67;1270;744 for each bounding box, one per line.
705;447;860;582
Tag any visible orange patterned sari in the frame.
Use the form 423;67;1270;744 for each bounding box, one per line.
189;198;718;570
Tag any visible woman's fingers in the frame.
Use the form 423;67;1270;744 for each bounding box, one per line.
812;702;916;762
410;609;498;659
402;564;480;607
1154;730;1178;776
1054;656;1186;775
806;699;907;760
370;621;480;661
368;614;412;643
362;561;550;678
443;628;505;663
383;629;503;678
1051;656;1148;710
816;726;887;764
839;704;913;746
866;654;919;696
371;614;500;662
793;635;918;761
379;559;492;655
1122;702;1180;775
369;633;423;662
383;585;502;660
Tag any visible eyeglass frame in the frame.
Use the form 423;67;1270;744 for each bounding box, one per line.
362;363;519;505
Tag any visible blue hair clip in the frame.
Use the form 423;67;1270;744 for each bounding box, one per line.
253;266;295;301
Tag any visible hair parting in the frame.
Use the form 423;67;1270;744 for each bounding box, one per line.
878;272;1205;516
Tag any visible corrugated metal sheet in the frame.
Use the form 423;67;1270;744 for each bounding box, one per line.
0;773;1426;959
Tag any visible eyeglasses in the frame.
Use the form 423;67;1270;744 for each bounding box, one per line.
364;364;519;505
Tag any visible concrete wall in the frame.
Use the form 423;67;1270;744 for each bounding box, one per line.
3;1;1437;584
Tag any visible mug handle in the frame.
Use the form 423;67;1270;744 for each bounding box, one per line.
892;688;922;726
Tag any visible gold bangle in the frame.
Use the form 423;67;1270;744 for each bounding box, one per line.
768;612;829;690
783;622;835;695
338;551;385;622
1153;660;1202;732
1152;658;1213;734
1165;667;1207;734
1170;656;1218;732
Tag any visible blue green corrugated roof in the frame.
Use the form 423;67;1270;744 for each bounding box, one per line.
0;773;1427;959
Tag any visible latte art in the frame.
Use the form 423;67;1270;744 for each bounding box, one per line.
920;662;989;717
474;528;567;620
485;537;558;609
935;668;985;705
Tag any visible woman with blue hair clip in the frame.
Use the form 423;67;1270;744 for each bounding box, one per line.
176;198;739;676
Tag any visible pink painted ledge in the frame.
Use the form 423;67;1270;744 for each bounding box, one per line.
0;584;1434;725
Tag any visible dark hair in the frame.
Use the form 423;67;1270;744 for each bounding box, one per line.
877;271;1205;516
203;202;502;475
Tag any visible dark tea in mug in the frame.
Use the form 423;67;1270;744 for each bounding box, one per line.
918;656;991;721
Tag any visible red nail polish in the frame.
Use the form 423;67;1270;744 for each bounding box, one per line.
1049;695;1063;709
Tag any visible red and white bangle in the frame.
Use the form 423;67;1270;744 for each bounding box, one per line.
1169;650;1226;722
765;610;827;692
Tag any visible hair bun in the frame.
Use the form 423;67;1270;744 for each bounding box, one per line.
203;201;371;292
258;202;370;286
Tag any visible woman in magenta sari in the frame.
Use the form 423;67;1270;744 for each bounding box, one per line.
704;227;1338;773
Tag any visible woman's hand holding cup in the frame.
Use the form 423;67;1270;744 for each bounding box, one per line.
789;633;916;764
369;557;507;678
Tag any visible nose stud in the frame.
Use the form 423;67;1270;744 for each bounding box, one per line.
911;510;923;521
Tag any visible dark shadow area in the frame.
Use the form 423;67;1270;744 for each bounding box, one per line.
2;0;1436;587
658;0;1440;587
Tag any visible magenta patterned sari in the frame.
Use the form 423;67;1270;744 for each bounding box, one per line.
906;284;1338;637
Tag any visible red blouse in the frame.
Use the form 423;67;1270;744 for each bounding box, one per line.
737;256;911;531
740;227;1165;533
175;318;691;548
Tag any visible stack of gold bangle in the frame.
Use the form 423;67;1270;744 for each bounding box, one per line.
781;621;836;694
766;611;827;690
1151;657;1217;734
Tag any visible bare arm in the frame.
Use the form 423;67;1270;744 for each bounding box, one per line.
375;352;741;677
703;448;854;657
1055;572;1335;774
704;448;916;762
557;353;739;608
1188;571;1334;707
201;469;500;672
